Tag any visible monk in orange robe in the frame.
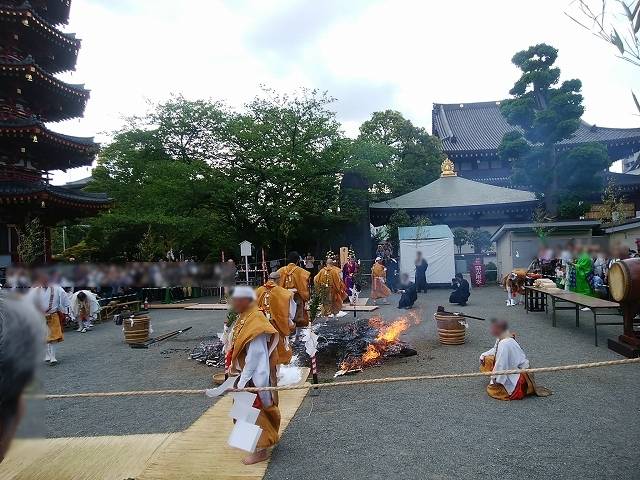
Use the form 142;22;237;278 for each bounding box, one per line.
228;286;280;464
371;257;391;304
256;272;296;365
313;257;347;318
276;251;311;327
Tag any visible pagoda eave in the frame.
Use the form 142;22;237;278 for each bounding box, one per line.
0;62;89;122
0;5;80;73
0;182;111;224
0;121;97;170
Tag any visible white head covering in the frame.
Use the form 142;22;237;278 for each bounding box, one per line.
231;285;257;301
375;256;382;261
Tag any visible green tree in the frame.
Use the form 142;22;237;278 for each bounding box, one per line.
16;218;45;265
358;110;443;198
467;229;493;254
452;227;469;254
499;44;610;215
599;179;628;223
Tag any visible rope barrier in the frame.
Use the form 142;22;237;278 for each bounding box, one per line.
38;357;640;399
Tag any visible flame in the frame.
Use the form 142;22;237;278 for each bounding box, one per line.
338;311;420;373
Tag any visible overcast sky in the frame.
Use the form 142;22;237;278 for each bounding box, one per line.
52;0;639;184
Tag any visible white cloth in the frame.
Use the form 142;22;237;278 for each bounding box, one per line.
70;290;100;322
237;333;278;407
27;285;69;315
480;337;529;395
288;297;297;327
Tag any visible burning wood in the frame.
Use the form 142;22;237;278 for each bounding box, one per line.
334;312;420;376
190;312;420;376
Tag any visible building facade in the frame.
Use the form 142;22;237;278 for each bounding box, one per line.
0;0;110;265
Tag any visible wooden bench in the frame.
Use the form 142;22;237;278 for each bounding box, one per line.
99;298;141;322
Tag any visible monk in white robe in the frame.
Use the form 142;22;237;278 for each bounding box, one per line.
70;290;100;332
26;275;70;365
480;319;551;400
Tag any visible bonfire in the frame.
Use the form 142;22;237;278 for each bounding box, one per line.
334;311;420;376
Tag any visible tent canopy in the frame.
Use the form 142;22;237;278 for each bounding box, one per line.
398;225;456;285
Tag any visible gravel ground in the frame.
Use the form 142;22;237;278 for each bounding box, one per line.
19;299;226;438
264;286;640;480
18;288;640;479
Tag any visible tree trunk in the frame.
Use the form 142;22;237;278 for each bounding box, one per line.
544;147;559;217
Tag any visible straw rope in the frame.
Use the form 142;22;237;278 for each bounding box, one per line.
39;357;640;399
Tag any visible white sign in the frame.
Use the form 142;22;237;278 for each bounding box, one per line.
240;240;252;257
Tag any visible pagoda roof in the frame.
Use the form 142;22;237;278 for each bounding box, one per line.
0;118;97;170
0;179;109;204
433;101;640;160
370;174;537;211
0;179;110;224
16;1;71;25
0;60;89;121
0;3;80;72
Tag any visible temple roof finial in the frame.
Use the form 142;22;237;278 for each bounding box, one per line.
440;157;457;177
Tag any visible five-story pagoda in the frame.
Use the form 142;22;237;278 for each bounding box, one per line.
0;0;110;264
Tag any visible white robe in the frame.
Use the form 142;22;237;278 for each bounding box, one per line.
237;333;279;407
480;337;530;395
69;290;100;322
27;285;70;315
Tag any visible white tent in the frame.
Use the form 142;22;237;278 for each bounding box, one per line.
398;225;456;286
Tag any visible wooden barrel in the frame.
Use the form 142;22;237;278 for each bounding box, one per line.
434;313;466;345
608;258;640;302
123;315;150;344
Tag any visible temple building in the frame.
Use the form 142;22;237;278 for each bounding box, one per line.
432;100;640;185
370;158;538;238
0;0;110;265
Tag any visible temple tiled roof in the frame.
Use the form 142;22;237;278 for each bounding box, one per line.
370;174;537;211
433;101;640;155
0;179;110;205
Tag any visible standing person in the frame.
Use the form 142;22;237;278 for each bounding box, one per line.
226;286;280;465
256;272;296;366
370;257;391;305
573;245;594;297
385;256;399;293
0;295;45;463
342;252;359;298
276;251;310;327
560;242;574;292
397;273;417;309
70;290;100;333
303;253;316;278
314;255;347;319
414;251;429;293
26;271;69;365
449;273;470;306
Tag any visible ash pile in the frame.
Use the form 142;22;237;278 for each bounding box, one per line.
189;335;225;367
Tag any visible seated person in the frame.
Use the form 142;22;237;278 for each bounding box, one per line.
397;273;417;309
449;273;470;306
479;319;551;401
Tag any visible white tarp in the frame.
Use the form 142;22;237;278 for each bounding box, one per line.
399;238;456;285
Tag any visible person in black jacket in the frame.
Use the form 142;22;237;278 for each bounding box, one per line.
449;273;470;306
414;251;428;293
397;273;417;309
